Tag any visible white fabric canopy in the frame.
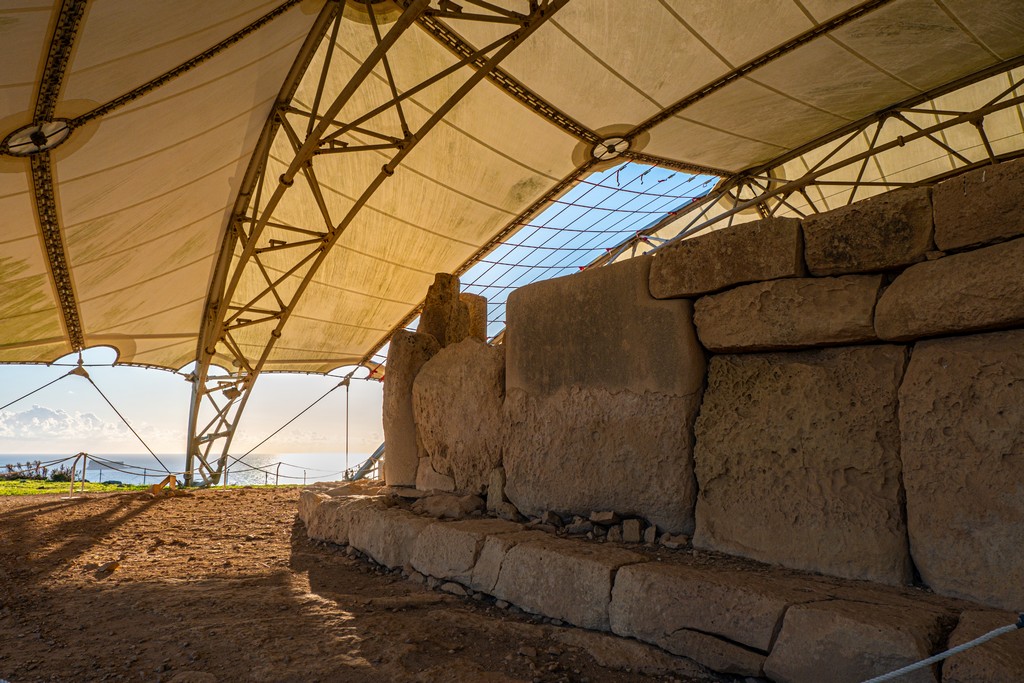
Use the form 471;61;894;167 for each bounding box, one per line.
2;0;1024;373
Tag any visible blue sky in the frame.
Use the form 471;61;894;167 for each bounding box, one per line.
1;163;712;463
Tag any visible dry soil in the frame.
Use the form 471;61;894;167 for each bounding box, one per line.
0;488;728;683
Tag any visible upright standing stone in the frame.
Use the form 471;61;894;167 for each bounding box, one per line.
460;292;488;341
413;338;505;493
382;330;439;486
649;217;804;298
898;330;1024;611
693;346;912;585
419;273;471;347
503;256;706;533
802;187;934;275
932;157;1024;251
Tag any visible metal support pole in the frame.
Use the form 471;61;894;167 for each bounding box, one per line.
276;462;281;486
80;454;86;494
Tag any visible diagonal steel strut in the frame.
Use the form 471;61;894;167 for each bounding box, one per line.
186;0;568;485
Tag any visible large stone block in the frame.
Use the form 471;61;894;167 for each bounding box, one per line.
409;519;522;584
898;330;1024;610
764;600;952;683
348;506;433;569
468;530;548;595
503;256;704;533
874;237;1024;341
413;339;504;493
693;346;912;585
491;537;646;631
419;273;470;348
297;490;328;526
610;562;820;653
506;255;704;397
933;157;1024;251
503;387;702;534
944;610;1024;683
383;330;440;486
802;187;934;275
304;495;385;546
649;217;804;298
693;274;883;351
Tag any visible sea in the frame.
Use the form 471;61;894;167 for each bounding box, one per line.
0;452;372;487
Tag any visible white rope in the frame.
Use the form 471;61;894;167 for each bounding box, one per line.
861;614;1023;683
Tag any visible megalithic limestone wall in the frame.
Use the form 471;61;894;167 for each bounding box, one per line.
502;256;706;534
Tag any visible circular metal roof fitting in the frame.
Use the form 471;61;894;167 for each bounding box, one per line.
591;136;629;161
1;120;73;157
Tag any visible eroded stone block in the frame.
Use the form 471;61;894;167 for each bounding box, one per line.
491;537;646;631
415;457;455;492
609;562;820;654
468;530;548;595
874;237;1024;340
419;273;470;348
802;187;933;275
693;274;883;351
944;610;1024;683
933;157;1024;250
306;495;387;546
383;330;440;486
413;338;504;493
297;490;328;526
899;330;1024;610
348;506;433;569
649;218;804;298
693;346;912;585
503;256;705;534
410;519;522;584
764;600;952;683
503;387;702;534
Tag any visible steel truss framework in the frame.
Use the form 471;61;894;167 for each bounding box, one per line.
185;0;568;485
625;58;1024;255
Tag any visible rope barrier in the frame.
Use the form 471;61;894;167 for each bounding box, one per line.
81;375;171;474
861;614;1024;682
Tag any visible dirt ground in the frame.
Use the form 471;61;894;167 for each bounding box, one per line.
0;488;729;683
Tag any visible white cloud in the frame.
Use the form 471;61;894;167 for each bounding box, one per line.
0;404;129;440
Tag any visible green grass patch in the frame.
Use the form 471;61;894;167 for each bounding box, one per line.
0;480;149;496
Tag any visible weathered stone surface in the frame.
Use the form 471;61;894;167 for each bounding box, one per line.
898;330;1024;610
652;629;765;677
468;530;548;595
419;273;470;348
944;611;1024;683
590;511;619;525
552;629;712;679
304;495;385;545
492;537;646;631
874;237;1024;340
460;292;488;341
504;387;702;534
803;187;934;275
383;330;440;486
415;456;454;492
621;519;641;543
413;338;504;493
411;493;484;520
693;275;883;351
649;217;804;298
506;255;704;397
493;501;522;522
764;600;951;683
410;519;522;584
693;346;912;585
347;506;433;569
486;467;506;511
933;157;1024;251
297;490;328;526
610;562;820;653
